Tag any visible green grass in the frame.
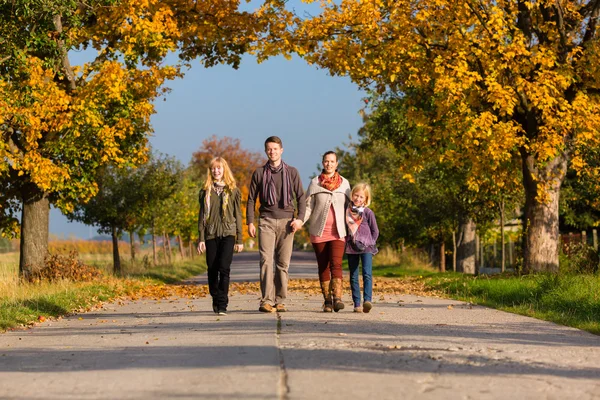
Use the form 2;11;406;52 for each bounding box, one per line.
355;249;600;335
0;255;207;331
344;247;440;278
426;272;600;334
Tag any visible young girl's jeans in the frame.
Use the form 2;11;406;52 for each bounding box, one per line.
347;253;373;307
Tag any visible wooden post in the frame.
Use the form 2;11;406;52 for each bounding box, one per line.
178;235;185;259
439;240;446;272
493;239;497;269
582;230;587;245
475;234;480;267
161;232;168;263
568;232;573;248
151;220;157;266
508;235;513;269
593;229;598;251
500;199;505;273
429;243;435;266
164;232;172;264
452;230;457;272
480;236;485;269
189;241;195;259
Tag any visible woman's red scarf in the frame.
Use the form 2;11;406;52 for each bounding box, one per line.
318;171;342;192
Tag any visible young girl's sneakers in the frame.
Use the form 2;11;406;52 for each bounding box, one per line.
363;301;372;313
353;306;362;313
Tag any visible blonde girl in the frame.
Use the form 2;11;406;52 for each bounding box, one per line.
197;157;243;315
345;183;379;313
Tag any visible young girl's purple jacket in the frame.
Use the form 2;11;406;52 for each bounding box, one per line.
345;207;379;255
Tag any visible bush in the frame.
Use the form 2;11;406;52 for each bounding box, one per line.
560;242;599;274
25;251;104;283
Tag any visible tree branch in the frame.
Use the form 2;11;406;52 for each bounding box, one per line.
52;14;77;92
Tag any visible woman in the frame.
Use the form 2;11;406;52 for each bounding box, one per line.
302;151;351;312
197;157;244;315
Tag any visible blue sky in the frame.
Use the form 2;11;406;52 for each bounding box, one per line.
52;19;366;238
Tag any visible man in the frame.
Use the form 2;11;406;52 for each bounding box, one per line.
247;136;305;312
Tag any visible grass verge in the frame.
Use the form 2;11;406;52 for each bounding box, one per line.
427;272;600;335
0;257;206;332
370;253;600;335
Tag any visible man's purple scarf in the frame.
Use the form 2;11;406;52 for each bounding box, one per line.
262;161;292;207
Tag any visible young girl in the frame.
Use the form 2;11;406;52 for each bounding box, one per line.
197;157;244;315
345;183;379;313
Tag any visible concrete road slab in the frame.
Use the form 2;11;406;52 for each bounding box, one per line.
2;251;599;399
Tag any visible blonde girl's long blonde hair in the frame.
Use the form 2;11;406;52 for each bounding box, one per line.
203;157;237;191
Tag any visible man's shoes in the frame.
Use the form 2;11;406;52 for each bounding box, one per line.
259;304;275;313
275;304;286;312
363;301;372;313
212;304;218;314
217;310;227;316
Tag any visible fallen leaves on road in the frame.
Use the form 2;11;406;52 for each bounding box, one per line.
110;276;439;304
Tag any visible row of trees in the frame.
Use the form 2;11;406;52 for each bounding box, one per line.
338;91;600;274
273;0;600;273
0;0;287;278
3;0;600;277
67;136;263;272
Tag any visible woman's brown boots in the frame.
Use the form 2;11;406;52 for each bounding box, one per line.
332;278;345;312
320;280;333;312
320;279;345;312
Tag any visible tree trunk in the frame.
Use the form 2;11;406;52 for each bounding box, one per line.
521;152;567;273
111;225;121;274
500;199;505;273
129;229;135;262
439;240;446;272
19;187;49;278
178;235;185;259
151;220;157;266
456;218;476;274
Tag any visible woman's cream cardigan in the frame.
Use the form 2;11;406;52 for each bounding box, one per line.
303;176;351;239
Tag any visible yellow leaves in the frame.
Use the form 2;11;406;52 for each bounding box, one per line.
402;173;415;183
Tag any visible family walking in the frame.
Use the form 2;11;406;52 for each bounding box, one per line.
197;136;379;315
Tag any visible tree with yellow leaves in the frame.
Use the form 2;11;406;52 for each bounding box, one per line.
0;0;282;278
289;0;600;273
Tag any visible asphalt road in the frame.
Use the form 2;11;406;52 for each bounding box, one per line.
1;251;599;399
184;250;320;285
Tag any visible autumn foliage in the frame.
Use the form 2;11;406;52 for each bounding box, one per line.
1;1;288;278
280;0;600;272
190;135;264;241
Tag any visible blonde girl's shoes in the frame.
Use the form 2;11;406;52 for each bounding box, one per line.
363;301;372;313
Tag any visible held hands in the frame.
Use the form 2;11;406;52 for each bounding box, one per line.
248;223;256;238
290;219;303;232
198;242;243;253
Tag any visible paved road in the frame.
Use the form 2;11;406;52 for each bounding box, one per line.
184;251;320;285
1;251;599;399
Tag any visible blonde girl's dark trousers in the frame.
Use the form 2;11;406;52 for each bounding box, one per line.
206;236;235;312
